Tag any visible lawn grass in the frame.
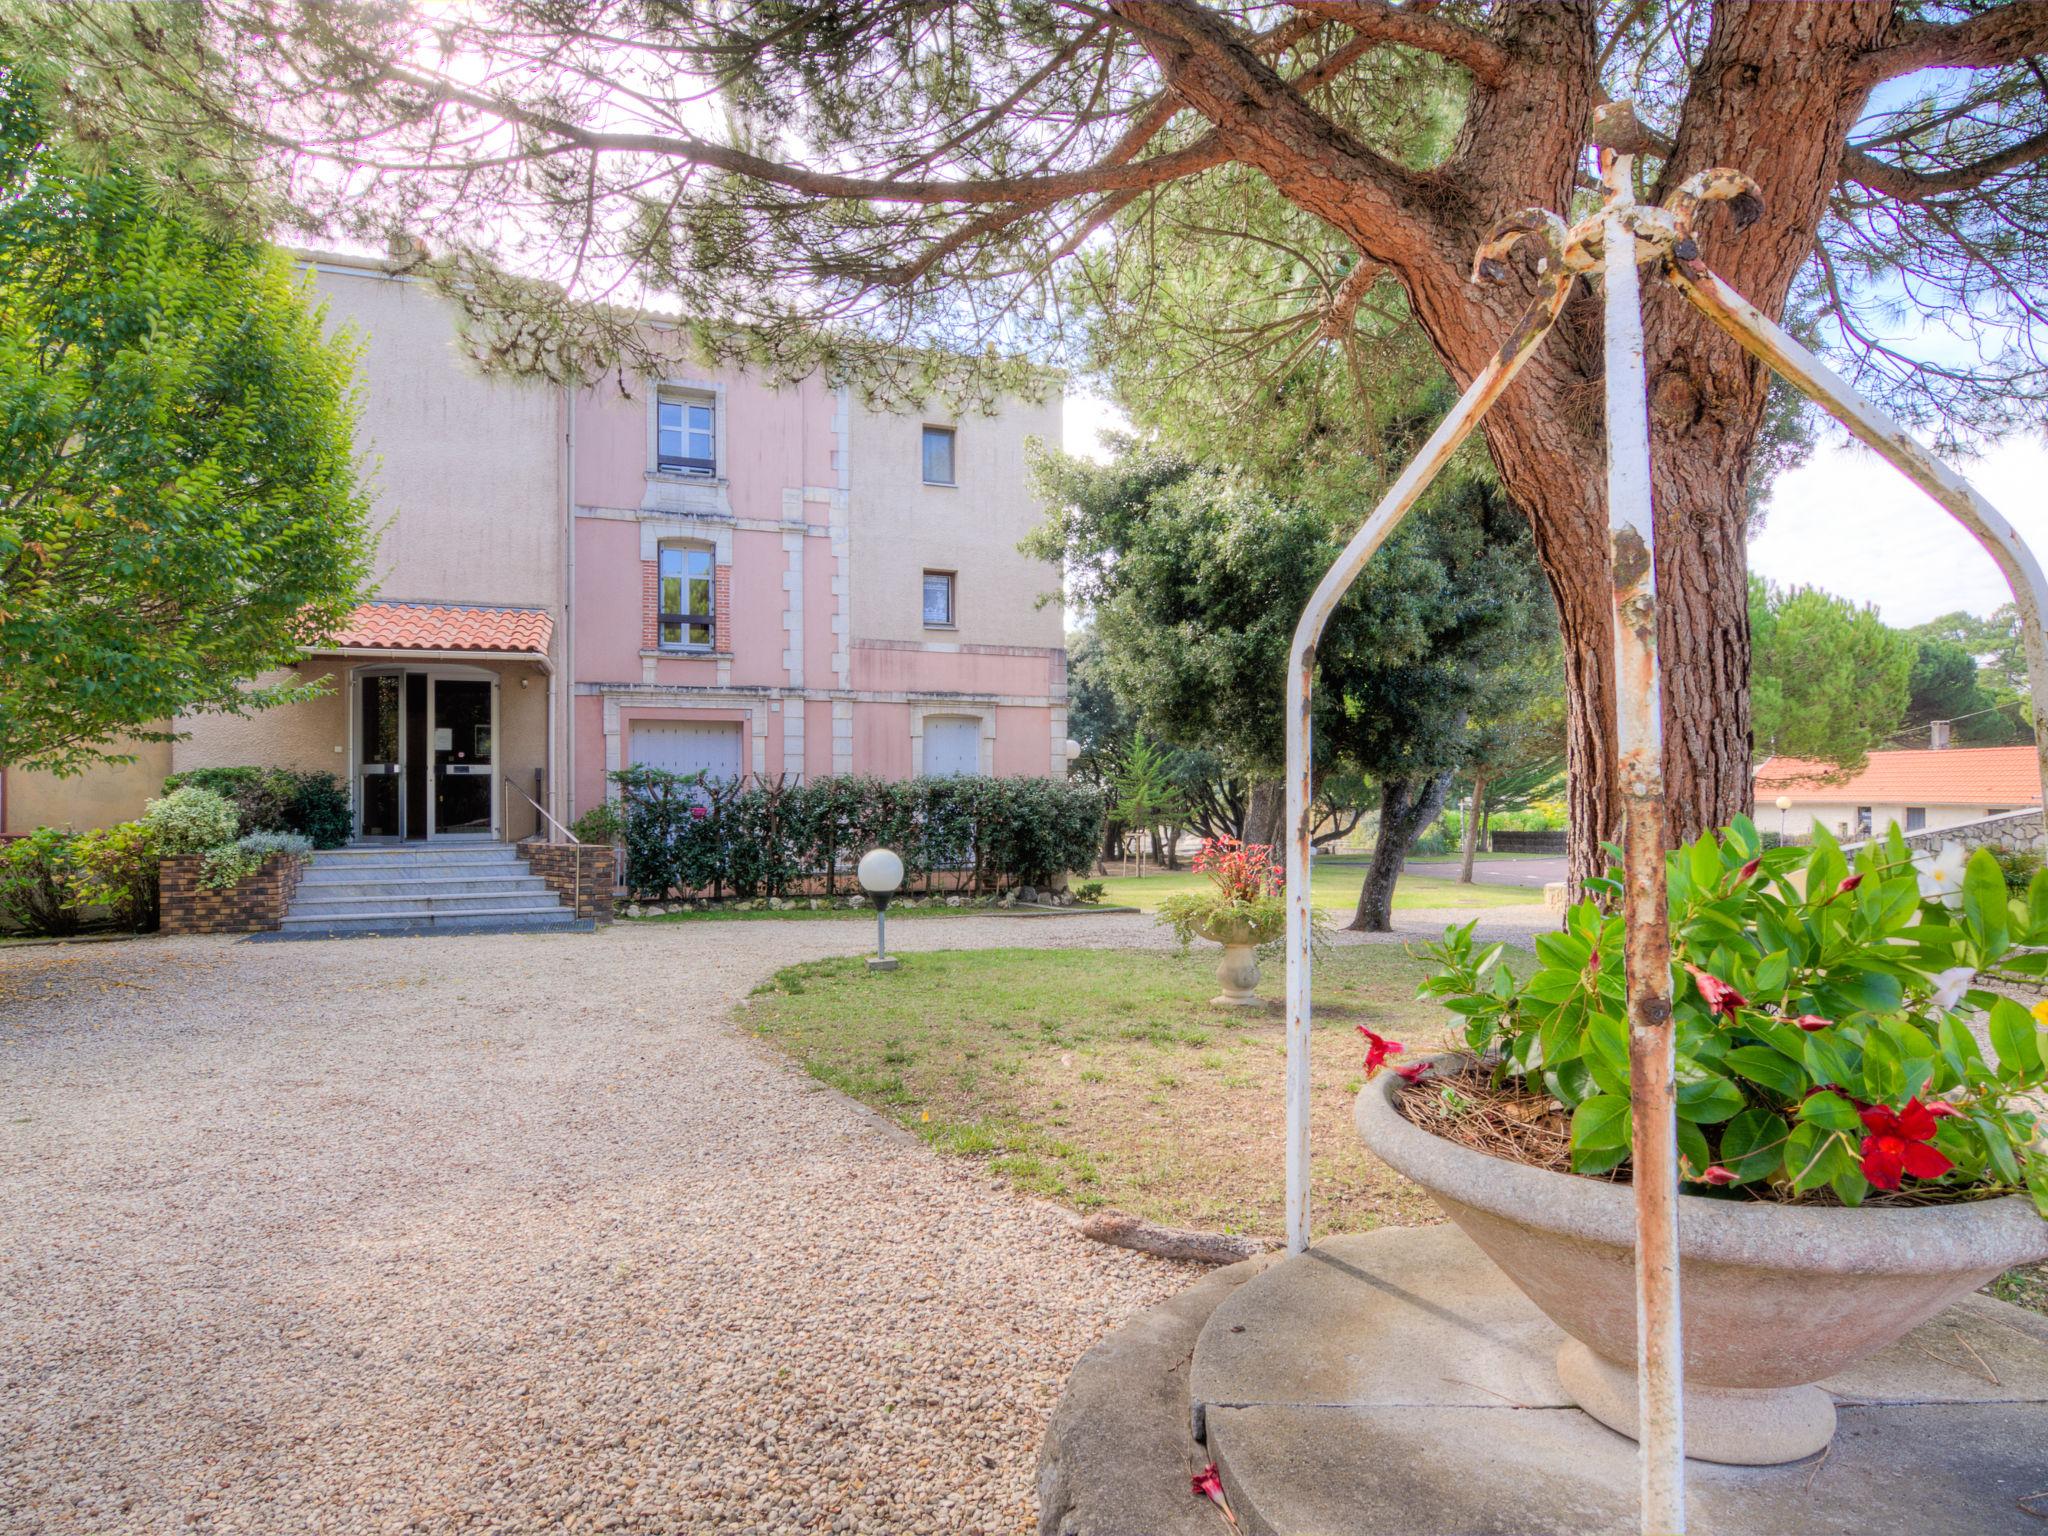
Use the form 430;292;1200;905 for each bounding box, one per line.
743;943;2048;1315
741;944;1462;1237
1095;862;1535;916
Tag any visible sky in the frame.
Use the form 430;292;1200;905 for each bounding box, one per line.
1063;393;2048;630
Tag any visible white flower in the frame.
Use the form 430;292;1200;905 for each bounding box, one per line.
1930;965;1977;1011
1914;841;1968;908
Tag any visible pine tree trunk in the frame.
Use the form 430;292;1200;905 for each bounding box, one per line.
1459;771;1486;884
1350;771;1453;932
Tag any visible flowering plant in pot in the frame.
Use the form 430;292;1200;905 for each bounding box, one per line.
1353;816;2048;1464
1157;836;1300;1007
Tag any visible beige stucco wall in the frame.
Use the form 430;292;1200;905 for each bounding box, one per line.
3;738;174;834
846;390;1065;649
305;255;564;610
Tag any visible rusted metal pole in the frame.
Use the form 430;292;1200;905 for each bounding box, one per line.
1667;259;2048;824
1602;163;1686;1535
1281;275;1575;1254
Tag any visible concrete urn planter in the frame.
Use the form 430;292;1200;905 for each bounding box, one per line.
1356;1058;2048;1465
1195;915;1278;1008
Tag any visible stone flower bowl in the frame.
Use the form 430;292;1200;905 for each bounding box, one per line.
1195;913;1281;1009
1355;1057;2048;1465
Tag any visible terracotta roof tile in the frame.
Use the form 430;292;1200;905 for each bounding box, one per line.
1754;747;2041;807
326;602;553;657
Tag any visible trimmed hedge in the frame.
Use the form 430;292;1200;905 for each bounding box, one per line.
610;768;1103;901
162;766;352;848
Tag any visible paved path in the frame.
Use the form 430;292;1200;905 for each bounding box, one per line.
1402;855;1566;889
0;906;1546;1536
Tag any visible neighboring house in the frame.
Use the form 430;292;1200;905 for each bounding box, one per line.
1753;746;2043;843
1;249;1069;843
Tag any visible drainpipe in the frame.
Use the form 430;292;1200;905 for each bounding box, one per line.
562;384;577;832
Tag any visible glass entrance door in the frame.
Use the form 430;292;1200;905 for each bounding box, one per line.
432;678;495;835
358;672;404;838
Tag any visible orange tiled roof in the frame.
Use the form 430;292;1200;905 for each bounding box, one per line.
326;602;553;657
1754;746;2042;807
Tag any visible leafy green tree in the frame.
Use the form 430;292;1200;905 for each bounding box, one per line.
1908;609;2034;743
0;72;372;775
1748;579;1914;772
1108;732;1185;868
1029;440;1550;929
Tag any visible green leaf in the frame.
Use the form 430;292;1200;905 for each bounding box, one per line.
1573;1140;1631;1177
2027;1152;2048;1219
1785;1122;1853;1194
1675;1075;1746;1125
1987;997;2044;1081
1587;1010;1631;1078
1963;848;2010;955
2027;866;2048;933
1677;1118;1712;1179
1751;949;1789;999
1798;1090;1863;1132
1724;1044;1805;1100
1863;1031;1906;1102
1572;1094;1632;1152
1830;1166;1871;1208
1718;1108;1785;1183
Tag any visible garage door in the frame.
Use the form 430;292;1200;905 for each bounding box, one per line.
923;715;981;778
630;721;745;784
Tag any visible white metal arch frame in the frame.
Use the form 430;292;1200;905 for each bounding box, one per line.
1281;136;2048;1536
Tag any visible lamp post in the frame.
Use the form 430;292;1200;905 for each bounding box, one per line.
1775;794;1793;843
858;848;904;972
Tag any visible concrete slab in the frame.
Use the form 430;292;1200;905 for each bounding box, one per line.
1207;1401;2048;1535
1040;1225;2048;1534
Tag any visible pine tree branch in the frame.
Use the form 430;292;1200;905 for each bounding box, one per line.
1283;0;1510;84
1855;2;2048;85
1839;124;2048;201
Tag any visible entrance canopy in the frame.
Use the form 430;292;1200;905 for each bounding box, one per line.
327;601;554;666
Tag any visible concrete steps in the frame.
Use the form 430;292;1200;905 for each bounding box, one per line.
279;844;583;937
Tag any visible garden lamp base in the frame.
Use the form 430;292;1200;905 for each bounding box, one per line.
866;956;900;973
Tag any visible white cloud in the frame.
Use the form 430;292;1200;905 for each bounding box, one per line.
1750;432;2048;626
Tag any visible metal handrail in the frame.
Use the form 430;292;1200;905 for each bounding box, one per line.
502;775;583;846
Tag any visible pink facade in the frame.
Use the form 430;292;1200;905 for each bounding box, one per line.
564;364;1068;821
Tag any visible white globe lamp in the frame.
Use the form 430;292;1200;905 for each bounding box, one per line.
1774;794;1793;842
858;848;905;972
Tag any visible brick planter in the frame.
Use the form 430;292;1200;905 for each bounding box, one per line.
160;853;308;936
517;841;615;923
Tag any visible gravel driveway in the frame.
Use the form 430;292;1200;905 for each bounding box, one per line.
0;905;1546;1535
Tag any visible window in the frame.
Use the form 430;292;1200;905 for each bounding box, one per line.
1855;805;1873;835
659;544;715;649
1905;806;1927;832
657;396;716;476
922;570;955;627
924;715;980;778
921;425;955;485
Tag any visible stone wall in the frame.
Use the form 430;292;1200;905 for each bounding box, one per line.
160;853;307;936
517;841;615;923
1852;808;2045;858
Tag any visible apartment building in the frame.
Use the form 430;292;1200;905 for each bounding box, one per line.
1;249;1070;841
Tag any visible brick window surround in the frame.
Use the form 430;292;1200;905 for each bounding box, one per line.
641;555;731;654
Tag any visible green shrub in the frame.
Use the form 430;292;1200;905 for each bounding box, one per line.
143;786;240;854
72;821;161;931
284;773;352;849
1074;880;1106;905
197;831;313;891
570;801;626;846
0;827;83;936
162;766;351;848
609;770;1104;901
1987;844;2042;896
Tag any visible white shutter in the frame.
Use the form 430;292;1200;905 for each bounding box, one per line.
630;722;745;783
923;715;981;778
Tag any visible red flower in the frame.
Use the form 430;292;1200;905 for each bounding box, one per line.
1192;1464;1226;1505
1696;1165;1738;1186
1357;1026;1405;1078
1392;1061;1432;1085
1736;856;1761;882
689;805;709;821
1927;1101;1963;1119
1857;1099;1954;1190
1793;1014;1831;1032
1839;873;1863;894
1684;964;1748;1019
